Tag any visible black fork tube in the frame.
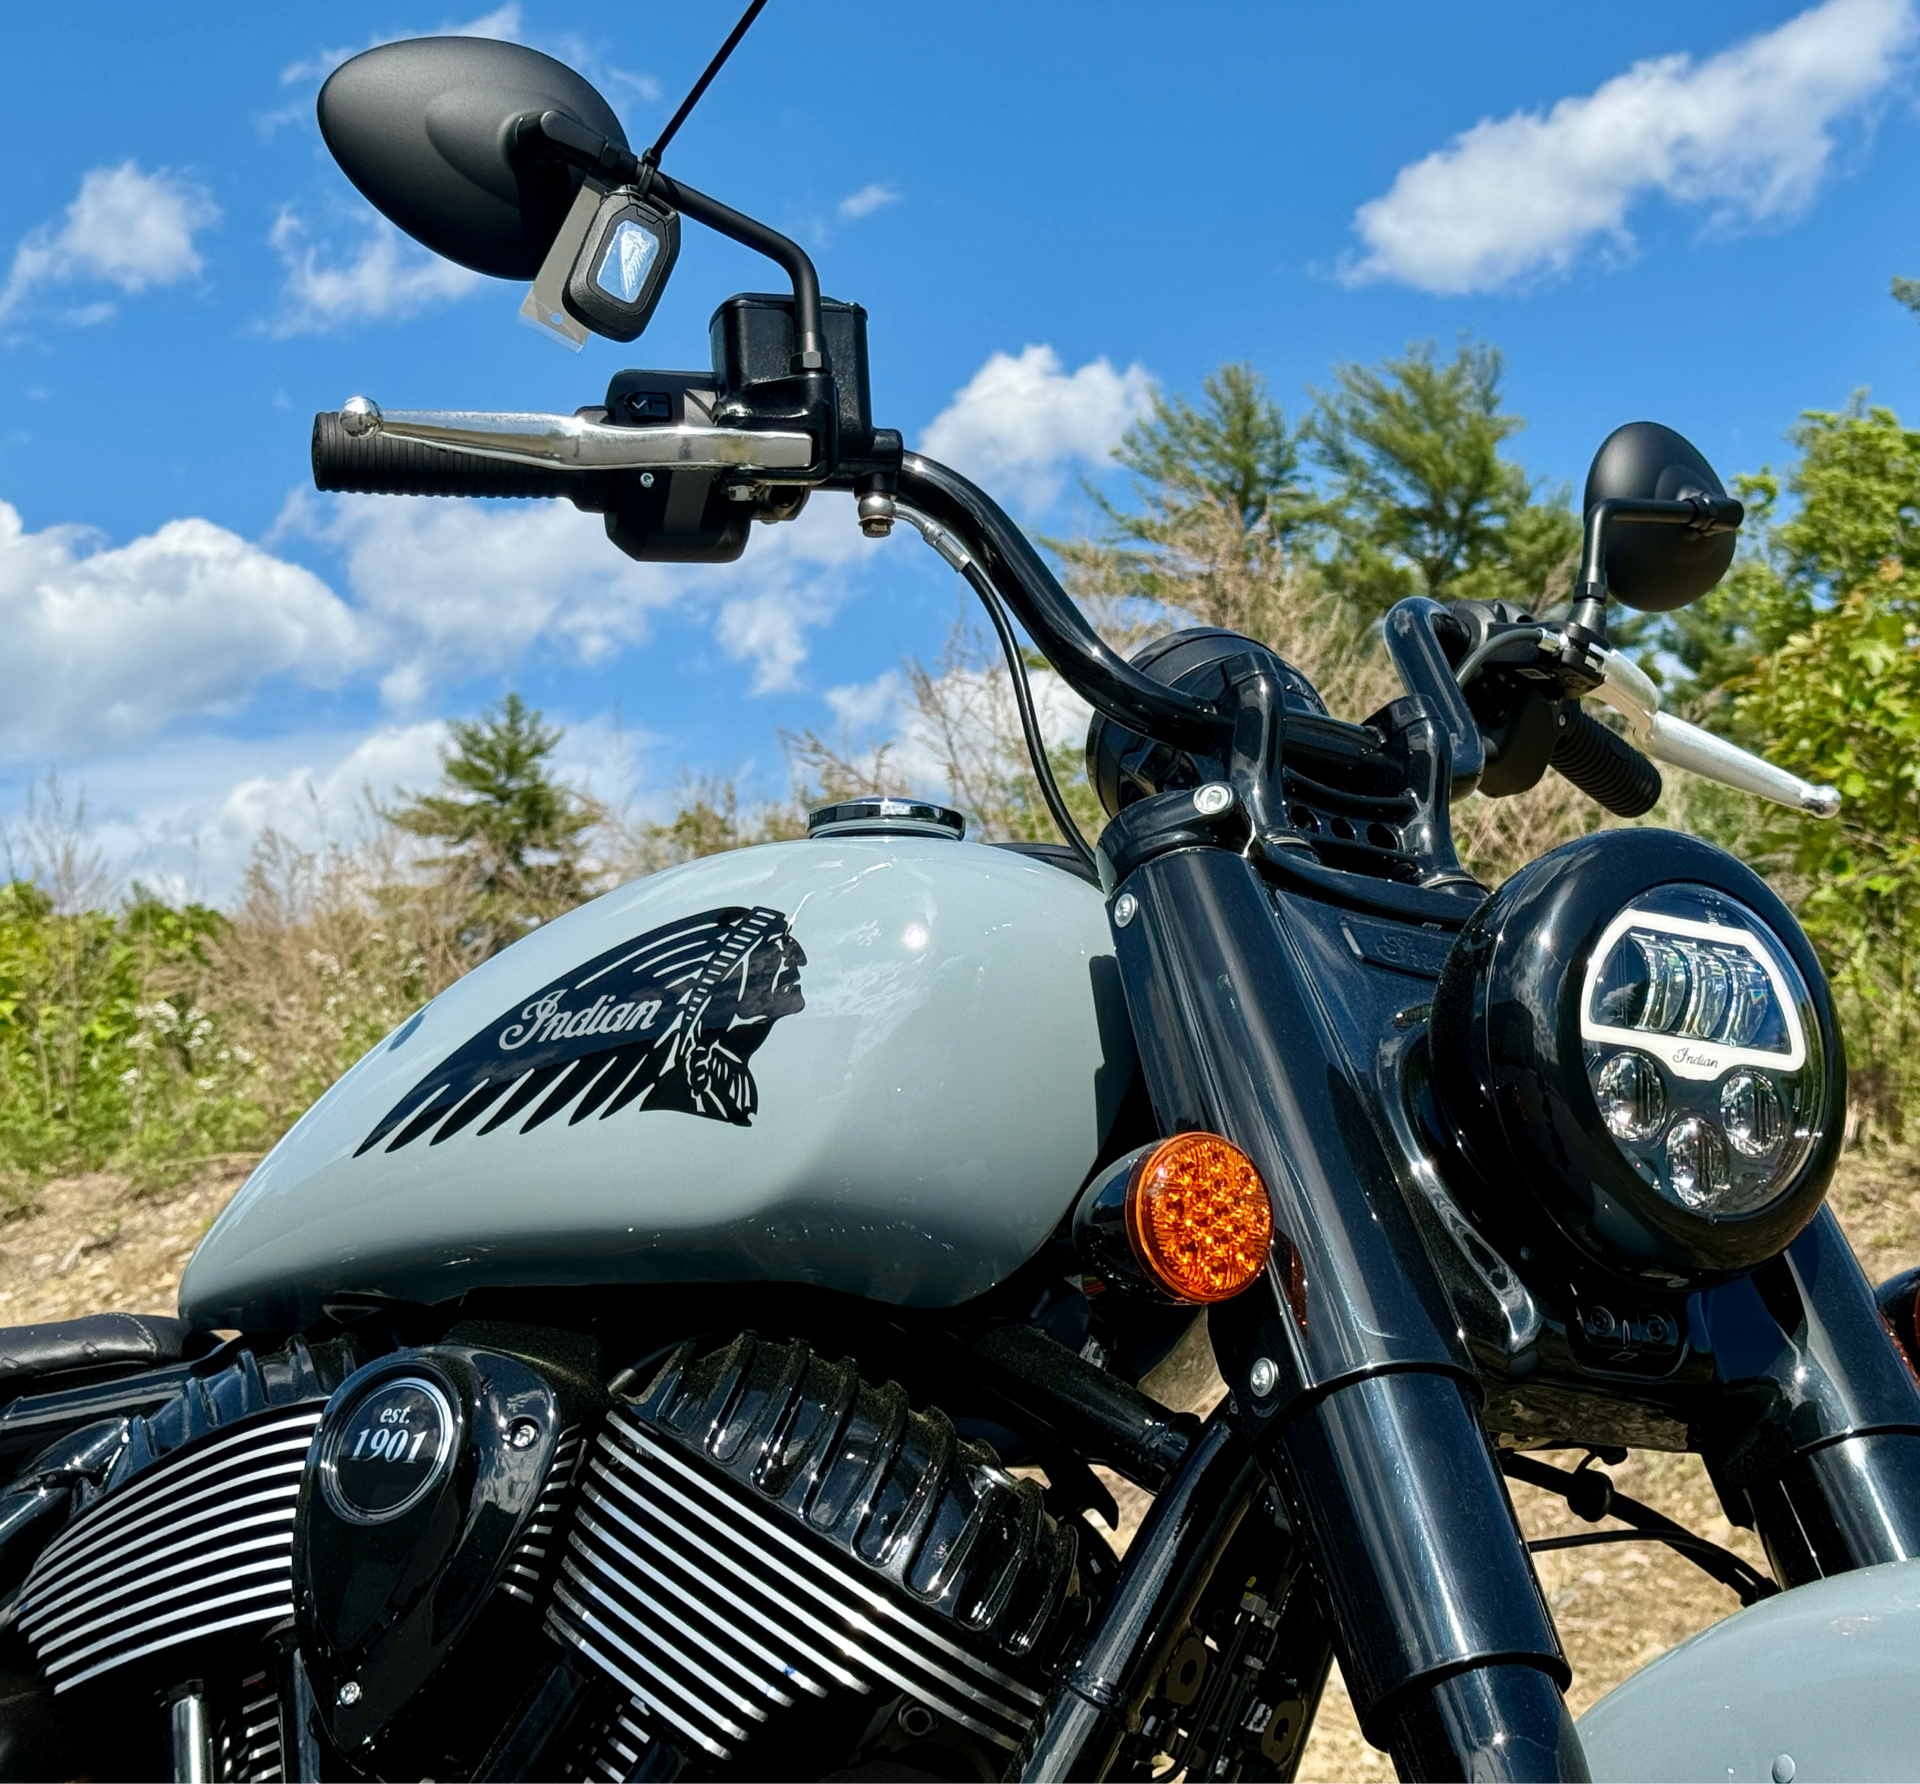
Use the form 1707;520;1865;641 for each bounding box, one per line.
1701;1206;1920;1583
1111;844;1584;1781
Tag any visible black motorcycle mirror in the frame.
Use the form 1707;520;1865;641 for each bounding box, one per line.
317;3;774;352
1567;421;1743;642
318;37;624;282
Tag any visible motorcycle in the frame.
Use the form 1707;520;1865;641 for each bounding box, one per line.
1;20;1917;1783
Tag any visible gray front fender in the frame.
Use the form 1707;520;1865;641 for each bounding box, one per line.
1578;1557;1920;1782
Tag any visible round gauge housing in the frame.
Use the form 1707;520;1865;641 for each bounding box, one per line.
1430;829;1843;1281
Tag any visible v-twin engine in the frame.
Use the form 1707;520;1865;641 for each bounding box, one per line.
0;1327;1092;1781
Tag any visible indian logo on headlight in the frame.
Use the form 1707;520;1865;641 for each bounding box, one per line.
357;906;806;1155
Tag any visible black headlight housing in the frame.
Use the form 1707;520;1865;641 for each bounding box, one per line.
1431;829;1844;1284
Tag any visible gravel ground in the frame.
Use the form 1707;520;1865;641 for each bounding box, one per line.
0;1143;1914;1780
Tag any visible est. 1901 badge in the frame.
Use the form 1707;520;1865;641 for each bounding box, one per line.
320;1375;456;1523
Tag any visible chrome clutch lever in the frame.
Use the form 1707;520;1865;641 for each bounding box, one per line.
1584;642;1840;819
336;396;815;473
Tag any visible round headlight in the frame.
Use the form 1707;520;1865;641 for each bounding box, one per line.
1431;830;1843;1281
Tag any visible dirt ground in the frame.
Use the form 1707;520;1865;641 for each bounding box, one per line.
0;1143;1915;1780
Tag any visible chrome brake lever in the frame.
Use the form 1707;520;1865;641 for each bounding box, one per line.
337;396;814;474
1584;642;1840;819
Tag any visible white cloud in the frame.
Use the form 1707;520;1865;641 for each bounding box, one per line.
826;669;908;732
1345;0;1918;295
266;211;483;335
0;499;362;758
276;4;524;90
716;586;838;695
837;183;901;223
281;484;868;705
709;498;869;693
5;701;674;903
277;492;678;703
0;473;875;889
200;722;450;869
0;164;218;323
2;722;446;903
919;345;1153;511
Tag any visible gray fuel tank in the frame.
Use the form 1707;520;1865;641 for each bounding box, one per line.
178;835;1135;1331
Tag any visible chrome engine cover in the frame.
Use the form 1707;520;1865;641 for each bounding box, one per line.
1;1329;1089;1780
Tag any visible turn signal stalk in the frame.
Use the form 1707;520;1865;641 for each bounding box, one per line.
1075;1133;1274;1306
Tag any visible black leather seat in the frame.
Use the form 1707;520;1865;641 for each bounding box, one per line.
0;1314;187;1389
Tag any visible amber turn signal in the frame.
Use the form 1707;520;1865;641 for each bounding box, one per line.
1123;1133;1274;1305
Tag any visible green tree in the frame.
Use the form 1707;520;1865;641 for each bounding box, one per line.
1895;275;1920;320
1050;363;1321;643
1097;362;1315;567
1307;337;1579;620
387;693;600;952
1712;403;1920;1131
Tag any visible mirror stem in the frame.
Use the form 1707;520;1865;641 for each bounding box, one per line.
651;172;828;373
516;113;827;374
1570;492;1746;654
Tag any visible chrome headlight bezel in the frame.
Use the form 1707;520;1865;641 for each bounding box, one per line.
1431;830;1844;1282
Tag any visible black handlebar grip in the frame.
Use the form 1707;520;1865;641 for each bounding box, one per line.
311;412;579;499
1551;706;1662;817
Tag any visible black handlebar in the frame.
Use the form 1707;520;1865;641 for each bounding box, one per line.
1551;705;1662;816
307;418;1662;826
311;412;585;501
894;454;1224;753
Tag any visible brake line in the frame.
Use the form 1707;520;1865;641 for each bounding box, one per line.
1501;1449;1778;1607
891;502;1100;875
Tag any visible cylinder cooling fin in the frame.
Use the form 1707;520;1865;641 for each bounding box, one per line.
0;1326;1098;1779
16;1403;322;1692
5;1334;359;1699
545;1333;1086;1766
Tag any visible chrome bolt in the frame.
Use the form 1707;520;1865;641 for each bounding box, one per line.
339;395;380;438
897;1702;937;1738
638;471;655;488
1248;1356;1279;1399
337;1680;362;1707
508;1418;540;1450
1193;782;1234;817
857;491;897;538
1113;892;1139;928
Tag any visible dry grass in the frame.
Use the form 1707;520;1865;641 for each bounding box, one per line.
0;1144;1913;1781
0;1166;248;1327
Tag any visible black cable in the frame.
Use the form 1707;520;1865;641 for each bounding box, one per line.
645;0;769;166
1526;1528;1775;1602
1502;1451;1777;1607
960;559;1101;876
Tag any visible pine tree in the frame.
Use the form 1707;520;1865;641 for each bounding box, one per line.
387;694;600;951
1307;337;1580;621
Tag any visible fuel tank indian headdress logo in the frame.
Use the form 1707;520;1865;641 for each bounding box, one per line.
357;905;804;1155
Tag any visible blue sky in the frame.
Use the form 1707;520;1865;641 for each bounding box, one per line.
3;0;1917;895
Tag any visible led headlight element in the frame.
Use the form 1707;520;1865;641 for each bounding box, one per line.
1578;890;1823;1220
1582;905;1804;1076
1430;830;1843;1281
